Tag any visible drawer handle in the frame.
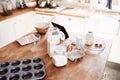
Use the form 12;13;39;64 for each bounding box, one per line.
68;18;71;20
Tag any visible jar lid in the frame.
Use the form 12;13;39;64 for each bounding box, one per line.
88;31;93;33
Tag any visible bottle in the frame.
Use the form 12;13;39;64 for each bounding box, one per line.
76;36;82;49
85;31;94;46
47;27;60;57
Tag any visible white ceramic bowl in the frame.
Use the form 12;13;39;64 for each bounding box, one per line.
26;2;36;7
52;55;67;67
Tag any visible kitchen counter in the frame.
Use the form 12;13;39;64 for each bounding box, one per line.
34;7;91;18
0;33;112;80
0;7;120;22
0;8;35;21
0;7;90;22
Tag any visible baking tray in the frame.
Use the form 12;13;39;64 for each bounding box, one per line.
0;57;46;80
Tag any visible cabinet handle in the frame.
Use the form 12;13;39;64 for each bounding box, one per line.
41;16;45;19
68;18;71;21
14;22;17;24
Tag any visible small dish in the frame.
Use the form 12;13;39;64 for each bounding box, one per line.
67;50;85;61
52;55;67;67
82;40;106;55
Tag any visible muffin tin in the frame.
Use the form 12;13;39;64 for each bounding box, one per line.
0;57;46;80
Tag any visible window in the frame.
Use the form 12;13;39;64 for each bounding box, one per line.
92;0;120;12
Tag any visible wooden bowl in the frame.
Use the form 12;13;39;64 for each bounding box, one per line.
35;22;50;34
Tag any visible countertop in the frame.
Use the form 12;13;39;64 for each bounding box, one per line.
0;6;118;80
0;33;112;80
0;7;120;22
0;8;35;21
0;7;89;22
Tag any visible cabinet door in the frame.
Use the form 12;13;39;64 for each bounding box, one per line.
65;16;85;34
19;12;35;33
14;12;54;39
54;14;85;34
14;12;35;39
0;19;15;48
33;13;54;24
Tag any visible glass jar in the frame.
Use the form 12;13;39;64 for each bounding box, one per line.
76;36;82;49
47;27;60;57
54;45;66;56
47;27;60;45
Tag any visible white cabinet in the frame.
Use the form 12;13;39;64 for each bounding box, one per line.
84;14;119;37
0;19;16;48
108;36;120;64
0;12;35;48
0;11;54;48
118;23;120;37
54;14;85;34
33;13;54;25
14;12;35;39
